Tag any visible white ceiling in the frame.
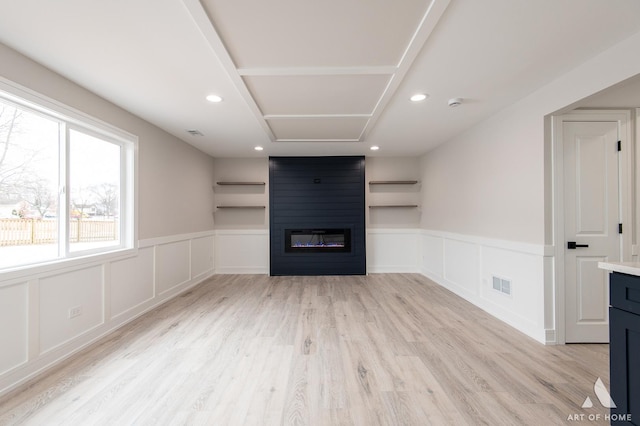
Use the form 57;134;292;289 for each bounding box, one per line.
0;0;639;158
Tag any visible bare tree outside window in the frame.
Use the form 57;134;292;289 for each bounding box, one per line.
91;183;119;218
0;100;60;268
0;105;24;198
0;104;58;210
0;91;134;272
22;178;57;218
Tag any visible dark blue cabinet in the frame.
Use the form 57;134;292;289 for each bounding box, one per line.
610;272;640;425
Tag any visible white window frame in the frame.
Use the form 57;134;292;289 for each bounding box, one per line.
0;77;138;277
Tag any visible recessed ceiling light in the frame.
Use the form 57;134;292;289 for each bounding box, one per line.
206;94;223;103
254;146;264;151
410;93;428;102
448;97;463;107
370;145;380;151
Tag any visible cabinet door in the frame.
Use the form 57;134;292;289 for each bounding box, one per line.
610;307;640;424
611;272;640;314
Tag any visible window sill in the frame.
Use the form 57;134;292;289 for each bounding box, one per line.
0;246;138;285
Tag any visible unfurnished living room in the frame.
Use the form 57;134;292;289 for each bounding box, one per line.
1;0;640;425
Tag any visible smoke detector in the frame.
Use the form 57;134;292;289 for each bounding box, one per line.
448;98;463;107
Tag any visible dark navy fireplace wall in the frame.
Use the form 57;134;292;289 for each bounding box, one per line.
269;156;366;275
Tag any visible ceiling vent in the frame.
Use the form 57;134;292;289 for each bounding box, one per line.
186;129;204;136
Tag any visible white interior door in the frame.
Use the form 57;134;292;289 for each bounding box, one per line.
564;121;620;343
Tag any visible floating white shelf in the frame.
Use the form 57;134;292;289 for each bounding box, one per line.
215;181;265;186
216;205;266;209
368;180;418;185
369;205;419;208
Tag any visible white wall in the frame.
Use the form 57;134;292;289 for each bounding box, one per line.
420;30;640;245
419;112;543;243
139;133;215;238
365;157;421;229
0;43;217;396
418;29;640;344
210;159;270;273
364;156;422;272
212;158;269;230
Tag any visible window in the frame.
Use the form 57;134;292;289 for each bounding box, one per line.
0;84;136;272
69;129;122;252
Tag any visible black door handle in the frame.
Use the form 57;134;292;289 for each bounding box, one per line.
567;241;589;249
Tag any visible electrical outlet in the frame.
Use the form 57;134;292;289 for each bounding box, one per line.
68;306;82;319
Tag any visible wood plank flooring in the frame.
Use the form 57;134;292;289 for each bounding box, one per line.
0;274;611;425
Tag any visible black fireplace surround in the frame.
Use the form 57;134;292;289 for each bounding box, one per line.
269;156;366;275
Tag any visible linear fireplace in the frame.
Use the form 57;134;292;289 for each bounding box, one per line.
285;228;351;253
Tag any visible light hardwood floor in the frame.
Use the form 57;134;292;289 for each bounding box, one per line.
0;274;610;425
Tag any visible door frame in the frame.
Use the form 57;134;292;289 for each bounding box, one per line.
552;109;633;344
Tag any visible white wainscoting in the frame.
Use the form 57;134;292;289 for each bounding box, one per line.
419;230;549;344
366;229;420;273
156;240;191;294
0;282;28;376
214;229;269;274
211;228;420;275
0;226;555;397
39;265;105;354
366;228;549;342
0;231;215;397
212;228;421;275
110;247;154;319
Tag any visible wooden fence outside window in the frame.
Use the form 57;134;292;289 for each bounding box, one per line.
0;218;118;246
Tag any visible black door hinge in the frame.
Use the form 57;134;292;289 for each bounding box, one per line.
618;140;622;151
619;223;623;234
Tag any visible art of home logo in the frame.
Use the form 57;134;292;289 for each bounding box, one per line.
566;377;632;423
581;377;616;409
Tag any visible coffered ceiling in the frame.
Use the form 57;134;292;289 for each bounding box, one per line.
0;0;639;157
185;0;449;143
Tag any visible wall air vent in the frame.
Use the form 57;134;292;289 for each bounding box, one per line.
186;129;204;136
492;276;512;296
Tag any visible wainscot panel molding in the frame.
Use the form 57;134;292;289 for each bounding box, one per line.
0;282;28;376
419;229;548;344
366;228;421;273
110;247;155;319
0;231;215;398
156;240;191;294
214;229;269;274
213;228;420;275
38;266;105;355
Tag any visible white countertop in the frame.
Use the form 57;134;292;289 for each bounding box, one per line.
598;261;640;277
